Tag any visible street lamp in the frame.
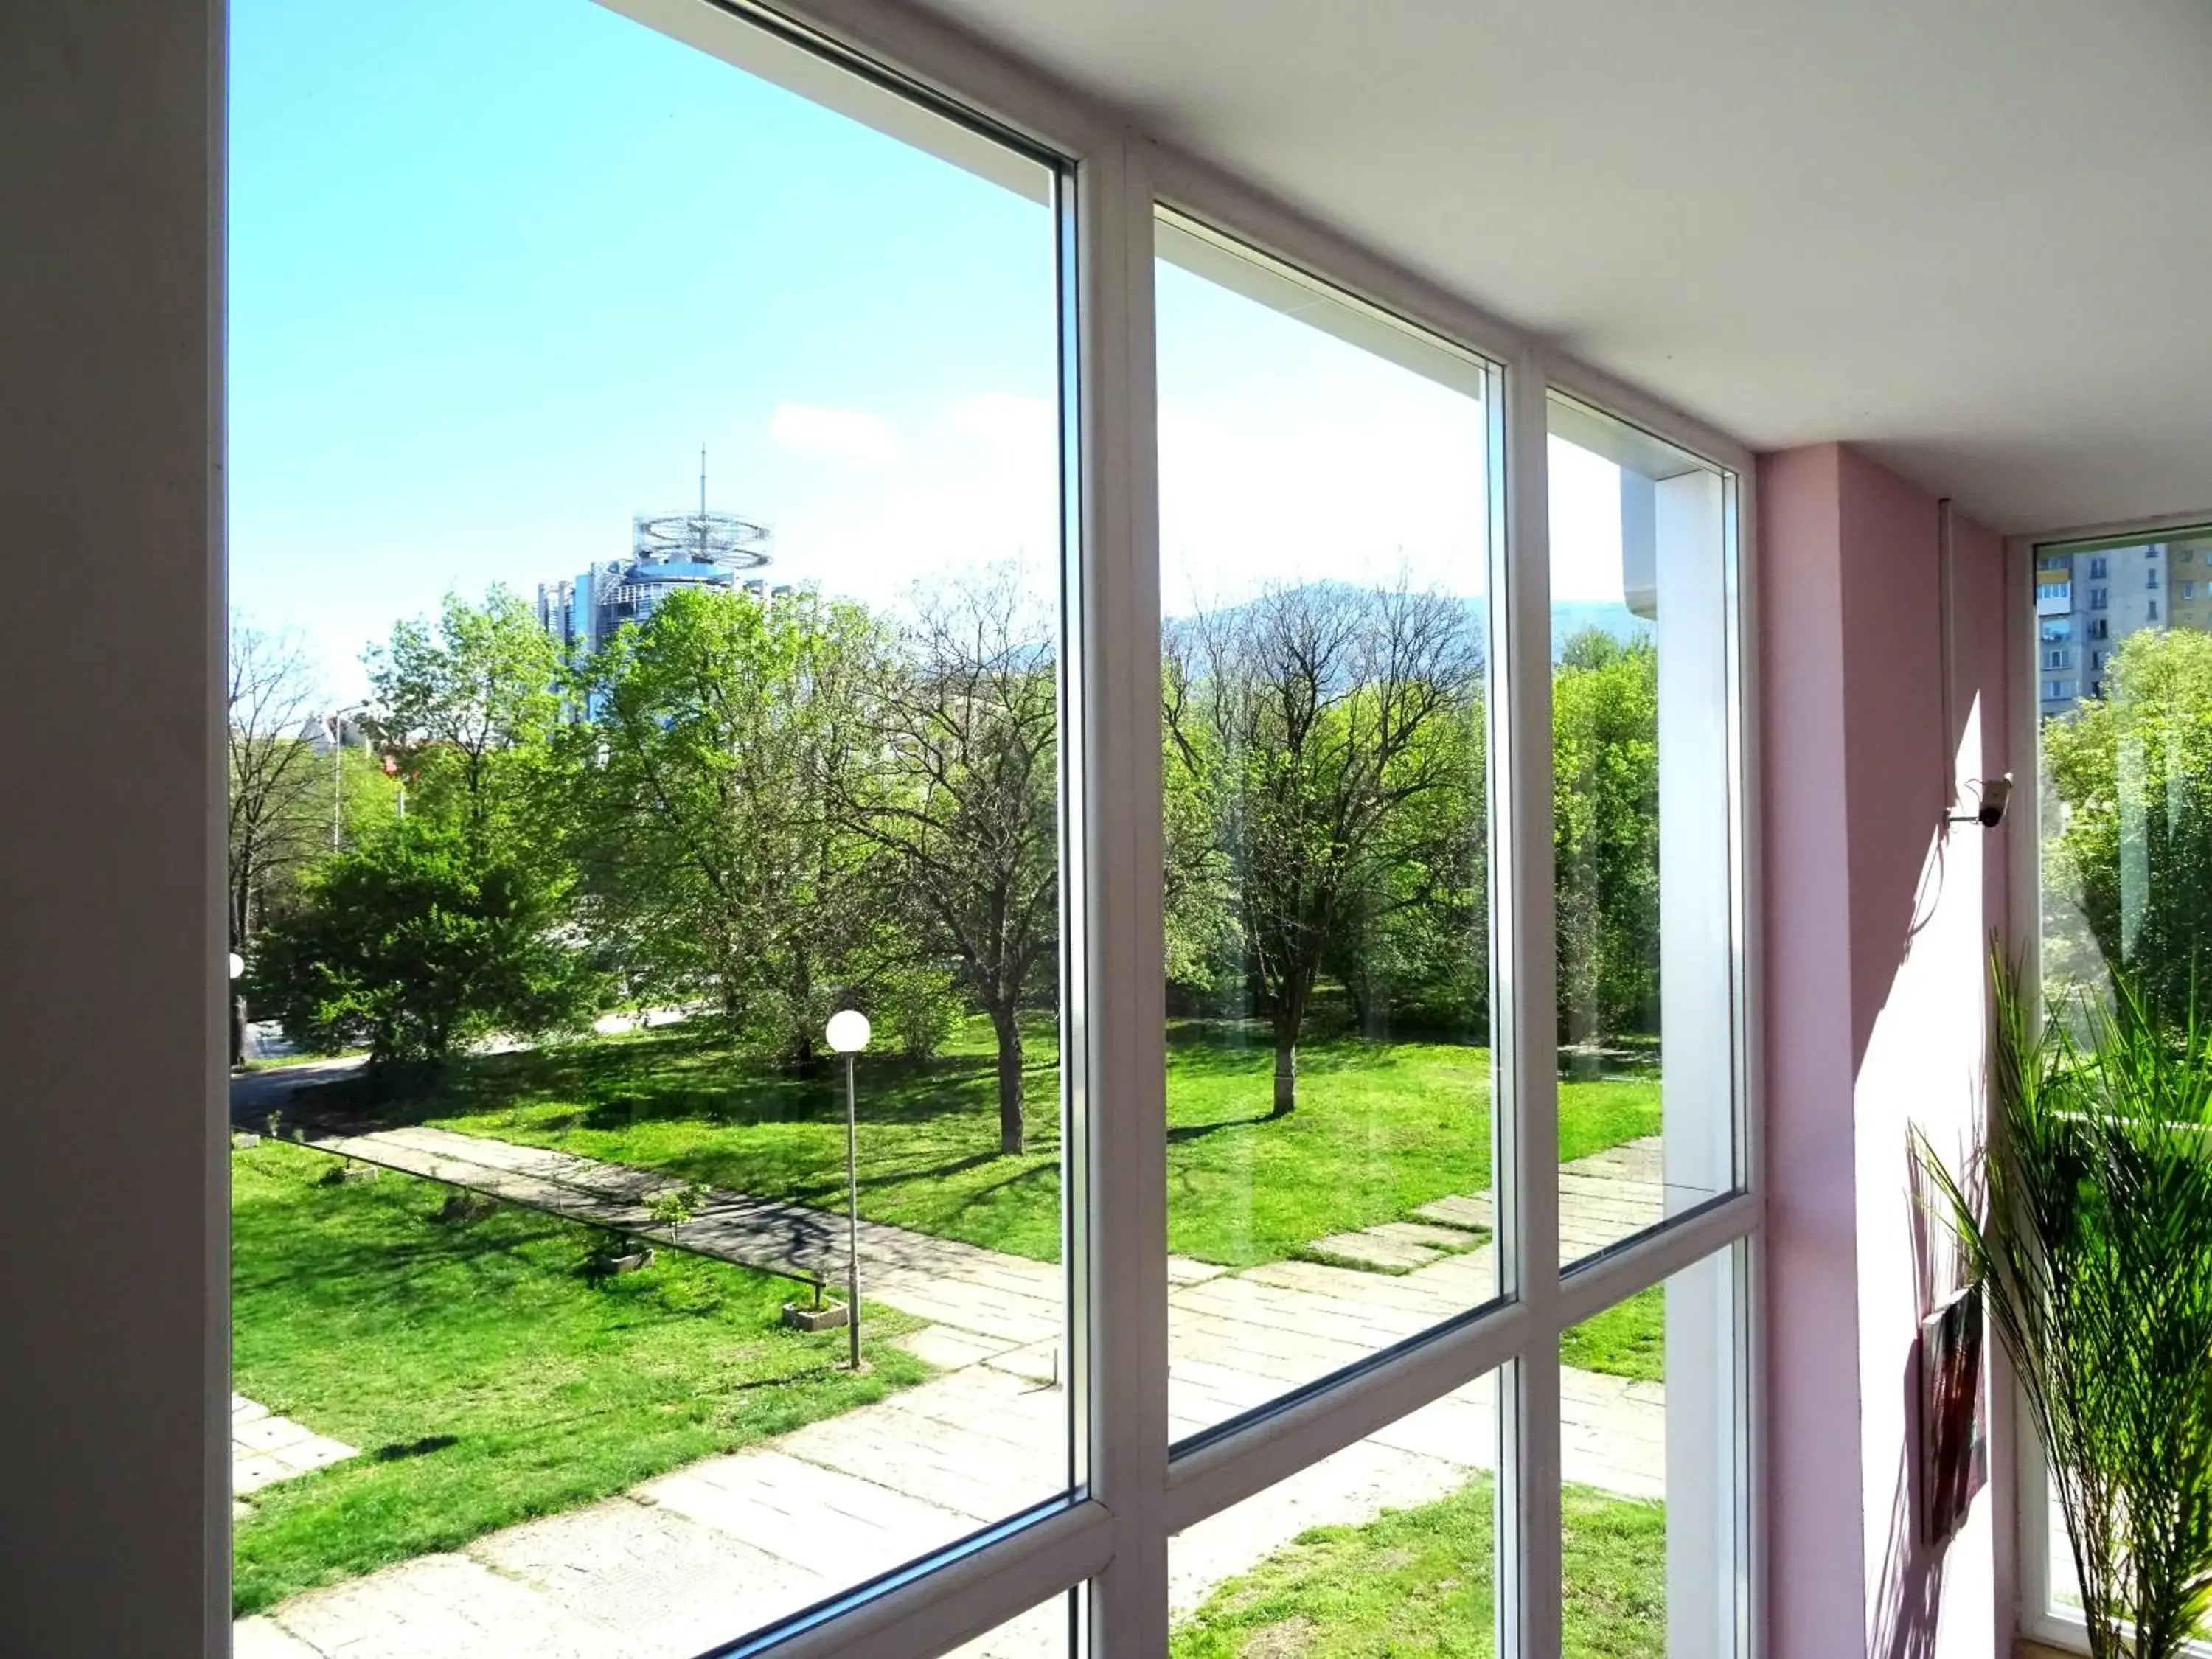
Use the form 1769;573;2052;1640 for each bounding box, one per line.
825;1009;872;1369
229;951;247;1069
327;703;373;849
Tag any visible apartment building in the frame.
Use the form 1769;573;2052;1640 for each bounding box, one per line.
2035;529;2212;714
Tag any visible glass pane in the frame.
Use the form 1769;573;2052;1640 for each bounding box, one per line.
1559;1245;1746;1658
2034;526;2212;1639
1154;212;1500;1443
2038;526;2212;1013
1170;1368;1502;1654
1545;393;1739;1268
228;3;1072;1653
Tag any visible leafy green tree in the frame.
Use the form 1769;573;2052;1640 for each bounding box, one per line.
1161;661;1240;1006
2045;625;2212;1032
855;572;1060;1154
247;819;600;1063
1164;582;1481;1115
365;586;561;844
1324;698;1488;1039
565;585;895;1063
1551;629;1659;1049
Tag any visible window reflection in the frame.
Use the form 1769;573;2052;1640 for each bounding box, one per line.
1155;212;1500;1444
1545;394;1740;1268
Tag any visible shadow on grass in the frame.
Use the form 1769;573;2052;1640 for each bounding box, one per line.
1166;1112;1273;1144
372;1435;459;1462
313;1025;1037;1140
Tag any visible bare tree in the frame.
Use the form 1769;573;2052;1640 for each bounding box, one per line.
858;572;1060;1156
1164;582;1481;1115
227;622;326;947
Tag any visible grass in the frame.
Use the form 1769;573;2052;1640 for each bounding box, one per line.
1562;1287;1665;1384
1169;1473;1664;1658
230;1139;928;1615
332;1013;1659;1273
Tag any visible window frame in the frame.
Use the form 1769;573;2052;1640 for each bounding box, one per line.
218;2;1767;1654
2008;515;2212;1659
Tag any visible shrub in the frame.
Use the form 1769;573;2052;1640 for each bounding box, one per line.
247;820;603;1064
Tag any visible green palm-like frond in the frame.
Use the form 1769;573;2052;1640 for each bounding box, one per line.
1915;952;2212;1659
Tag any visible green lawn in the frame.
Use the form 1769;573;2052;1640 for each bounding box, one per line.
231;1140;928;1615
1169;1474;1664;1658
344;1014;1658;1273
1562;1287;1665;1384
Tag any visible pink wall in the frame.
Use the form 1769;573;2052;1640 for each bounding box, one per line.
1760;444;2015;1659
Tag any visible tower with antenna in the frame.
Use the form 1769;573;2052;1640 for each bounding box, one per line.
535;447;780;675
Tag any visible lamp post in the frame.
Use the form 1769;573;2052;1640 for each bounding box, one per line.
327;703;372;850
824;1009;872;1369
229;950;246;1069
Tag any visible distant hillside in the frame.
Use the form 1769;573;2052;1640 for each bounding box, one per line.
1545;600;1652;660
1450;597;1654;662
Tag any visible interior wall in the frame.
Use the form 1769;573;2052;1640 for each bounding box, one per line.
1760;442;2015;1659
0;0;228;1651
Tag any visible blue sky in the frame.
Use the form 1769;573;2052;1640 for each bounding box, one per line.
230;0;1624;700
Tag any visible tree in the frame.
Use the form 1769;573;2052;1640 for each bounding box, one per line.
1161;661;1241;1004
2045;625;2212;1032
246;819;600;1063
226;622;331;948
565;585;894;1062
365;585;561;843
856;571;1060;1155
1164;582;1482;1115
1551;628;1660;1049
1323;700;1488;1039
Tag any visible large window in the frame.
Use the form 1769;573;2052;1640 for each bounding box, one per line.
1155;212;1500;1441
2025;522;2212;1655
223;4;1756;1655
230;3;1074;1652
1545;395;1743;1268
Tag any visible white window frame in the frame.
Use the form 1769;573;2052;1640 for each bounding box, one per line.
218;1;1767;1653
2008;515;2212;1659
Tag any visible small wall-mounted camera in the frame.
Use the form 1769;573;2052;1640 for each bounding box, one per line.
1948;775;2013;829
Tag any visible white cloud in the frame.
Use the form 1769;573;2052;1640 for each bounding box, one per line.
768;402;905;462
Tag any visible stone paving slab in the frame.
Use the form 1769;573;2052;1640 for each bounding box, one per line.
233;1396;357;1496
1368;1220;1484;1251
893;1323;1025;1370
471;1498;821;1659
234;1618;325;1659
1414;1192;1493;1231
262;1551;648;1659
984;1339;1062;1386
643;1447;975;1583
1408;1138;1674;1266
1304;1228;1451;1271
1167;1254;1230;1287
1363;1374;1498;1468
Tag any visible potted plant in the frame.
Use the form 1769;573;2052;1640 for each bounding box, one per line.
1916;956;2212;1659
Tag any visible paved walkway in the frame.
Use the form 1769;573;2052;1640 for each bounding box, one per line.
233;1397;357;1509
234;1071;1667;1658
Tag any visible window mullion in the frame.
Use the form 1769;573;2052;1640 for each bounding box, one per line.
1496;349;1562;1659
1069;128;1171;1659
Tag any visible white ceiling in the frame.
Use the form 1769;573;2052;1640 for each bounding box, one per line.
913;0;2212;535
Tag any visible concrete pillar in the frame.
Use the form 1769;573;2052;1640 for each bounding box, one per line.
0;1;228;1652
